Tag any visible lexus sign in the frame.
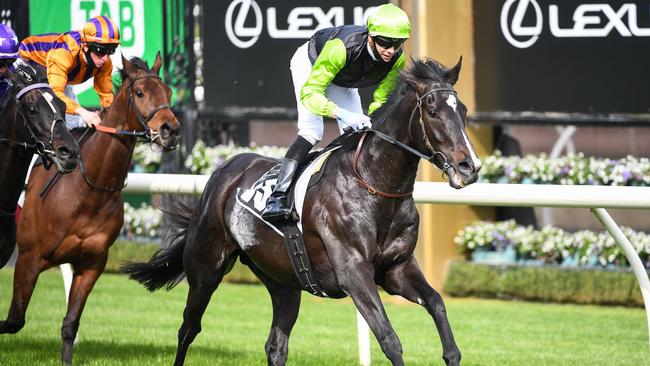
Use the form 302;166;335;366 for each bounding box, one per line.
475;0;650;115
501;0;650;48
205;0;383;111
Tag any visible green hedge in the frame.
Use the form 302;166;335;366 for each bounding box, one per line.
444;261;644;307
106;240;160;273
107;240;260;284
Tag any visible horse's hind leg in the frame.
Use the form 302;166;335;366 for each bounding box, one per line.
174;242;238;366
379;256;461;366
0;251;42;334
246;263;301;366
60;256;107;365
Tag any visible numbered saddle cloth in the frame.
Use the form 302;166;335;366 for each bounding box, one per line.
235;146;341;236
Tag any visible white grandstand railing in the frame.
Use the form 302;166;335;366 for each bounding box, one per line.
58;173;650;364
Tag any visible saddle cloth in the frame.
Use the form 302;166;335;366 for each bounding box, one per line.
235;146;341;236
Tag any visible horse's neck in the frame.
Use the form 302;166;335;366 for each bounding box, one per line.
80;88;138;187
358;99;421;194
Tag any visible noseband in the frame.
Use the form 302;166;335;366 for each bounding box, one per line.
14;82;66;169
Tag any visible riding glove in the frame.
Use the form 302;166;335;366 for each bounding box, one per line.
335;107;372;131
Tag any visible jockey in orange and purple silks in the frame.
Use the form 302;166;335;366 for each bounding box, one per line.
19;15;120;129
0;24;19;110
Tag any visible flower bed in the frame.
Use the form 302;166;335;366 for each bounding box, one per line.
481;151;650;186
130;140;287;175
121;202;163;241
455;220;650;268
184;140;287;174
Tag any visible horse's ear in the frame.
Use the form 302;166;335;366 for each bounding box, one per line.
152;51;163;75
444;56;462;86
122;53;137;77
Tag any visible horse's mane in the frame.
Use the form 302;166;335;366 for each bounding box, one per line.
114;56;151;92
371;57;450;125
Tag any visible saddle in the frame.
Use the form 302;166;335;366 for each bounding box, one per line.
235;132;356;297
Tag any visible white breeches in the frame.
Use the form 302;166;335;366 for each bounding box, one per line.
63;86;87;129
290;42;363;145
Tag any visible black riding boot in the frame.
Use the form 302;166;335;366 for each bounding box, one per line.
261;136;313;222
261;158;300;222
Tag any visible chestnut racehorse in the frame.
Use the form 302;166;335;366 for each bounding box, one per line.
125;57;481;366
0;53;181;365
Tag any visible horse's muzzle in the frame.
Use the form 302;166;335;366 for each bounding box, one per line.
158;120;181;150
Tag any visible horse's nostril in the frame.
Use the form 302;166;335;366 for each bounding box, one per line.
458;160;472;175
160;122;172;138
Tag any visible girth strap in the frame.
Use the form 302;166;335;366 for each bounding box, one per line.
280;223;329;297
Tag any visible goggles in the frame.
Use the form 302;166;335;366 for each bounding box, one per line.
0;58;16;68
88;43;117;56
373;36;405;50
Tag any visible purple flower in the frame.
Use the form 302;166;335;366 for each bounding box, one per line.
622;170;632;181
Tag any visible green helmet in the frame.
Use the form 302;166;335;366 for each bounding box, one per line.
367;4;411;39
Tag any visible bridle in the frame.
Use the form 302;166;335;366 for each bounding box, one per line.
409;85;456;173
5;82;66;170
91;74;172;146
352;85;458;198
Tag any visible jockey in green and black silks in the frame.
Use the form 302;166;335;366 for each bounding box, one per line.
262;3;411;222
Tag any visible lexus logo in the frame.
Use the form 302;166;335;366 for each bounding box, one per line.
224;0;375;49
500;0;543;49
501;1;650;49
225;0;263;49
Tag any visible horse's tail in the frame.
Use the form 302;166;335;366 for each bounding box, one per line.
121;196;194;291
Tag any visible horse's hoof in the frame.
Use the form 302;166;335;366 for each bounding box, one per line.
0;320;23;334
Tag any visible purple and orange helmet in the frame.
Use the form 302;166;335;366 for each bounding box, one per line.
81;16;120;45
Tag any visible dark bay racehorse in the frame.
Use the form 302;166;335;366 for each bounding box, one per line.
125;57;481;366
0;63;79;268
0;54;181;365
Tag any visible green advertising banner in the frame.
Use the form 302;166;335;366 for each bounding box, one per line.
28;0;163;107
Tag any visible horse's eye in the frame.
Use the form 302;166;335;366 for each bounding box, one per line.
427;109;438;119
28;106;38;115
135;90;144;98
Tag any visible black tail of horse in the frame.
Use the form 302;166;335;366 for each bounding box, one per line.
121;196;195;291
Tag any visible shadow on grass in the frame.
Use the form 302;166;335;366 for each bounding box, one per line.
1;336;351;365
1;337;248;364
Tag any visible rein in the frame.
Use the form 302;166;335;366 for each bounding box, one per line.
351;86;457;199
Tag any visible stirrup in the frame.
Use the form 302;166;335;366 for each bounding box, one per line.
262;200;299;222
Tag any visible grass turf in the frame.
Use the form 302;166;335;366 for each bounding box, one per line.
0;269;648;365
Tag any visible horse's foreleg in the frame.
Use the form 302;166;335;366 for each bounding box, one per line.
249;266;302;366
60;259;106;365
379;256;461;366
0;219;16;269
338;261;405;366
0;251;41;334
